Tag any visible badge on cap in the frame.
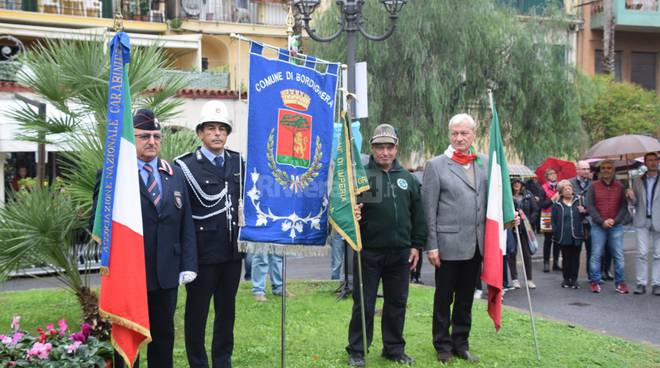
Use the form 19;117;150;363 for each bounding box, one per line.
174;191;183;209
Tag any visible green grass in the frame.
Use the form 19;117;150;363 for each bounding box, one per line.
1;281;659;367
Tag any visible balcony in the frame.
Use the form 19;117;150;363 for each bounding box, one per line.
0;0;287;26
591;0;660;31
179;0;287;26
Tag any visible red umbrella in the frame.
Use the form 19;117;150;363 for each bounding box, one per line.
535;157;576;185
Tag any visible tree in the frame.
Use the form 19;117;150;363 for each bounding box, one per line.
580;74;660;142
602;0;616;75
0;38;196;337
309;0;587;166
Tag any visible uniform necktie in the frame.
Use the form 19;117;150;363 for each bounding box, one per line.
143;164;161;209
214;155;224;168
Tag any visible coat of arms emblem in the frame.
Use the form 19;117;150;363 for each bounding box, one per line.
266;89;323;192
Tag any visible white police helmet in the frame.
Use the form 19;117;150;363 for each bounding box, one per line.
197;101;232;134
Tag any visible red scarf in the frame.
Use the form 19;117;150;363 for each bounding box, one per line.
451;150;477;165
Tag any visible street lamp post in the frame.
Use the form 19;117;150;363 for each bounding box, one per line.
293;0;407;118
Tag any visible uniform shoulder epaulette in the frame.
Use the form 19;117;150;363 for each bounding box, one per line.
174;151;194;162
158;159;174;176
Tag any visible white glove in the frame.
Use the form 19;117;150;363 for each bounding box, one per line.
179;271;197;285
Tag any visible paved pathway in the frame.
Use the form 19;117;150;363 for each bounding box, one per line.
2;229;658;346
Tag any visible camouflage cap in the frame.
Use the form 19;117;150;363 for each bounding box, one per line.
370;123;398;145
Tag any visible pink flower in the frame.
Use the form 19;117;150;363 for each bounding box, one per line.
0;335;11;345
26;342;52;360
81;323;92;337
10;316;20;332
46;324;54;332
58;319;68;336
11;332;23;346
66;340;82;354
70;332;86;342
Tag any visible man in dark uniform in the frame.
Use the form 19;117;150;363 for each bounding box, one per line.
175;101;244;368
95;109;198;368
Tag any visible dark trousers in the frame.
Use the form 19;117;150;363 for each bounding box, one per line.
185;260;242;368
347;248;411;356
432;251;482;354
561;244;581;282
543;233;560;265
411;253;422;281
508;234;533;281
112;288;178;368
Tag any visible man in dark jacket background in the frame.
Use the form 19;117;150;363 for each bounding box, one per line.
346;124;427;367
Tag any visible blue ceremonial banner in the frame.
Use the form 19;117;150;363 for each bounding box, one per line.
240;42;340;249
92;32;131;272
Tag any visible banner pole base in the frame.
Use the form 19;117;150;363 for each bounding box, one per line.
356;250;368;366
515;226;541;360
281;253;287;368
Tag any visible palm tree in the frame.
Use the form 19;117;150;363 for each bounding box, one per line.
0;37;197;337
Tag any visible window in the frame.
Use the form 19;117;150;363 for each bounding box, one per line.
595;50;623;81
631;52;657;91
235;0;248;9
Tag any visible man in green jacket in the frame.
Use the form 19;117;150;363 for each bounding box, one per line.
346;124;427;367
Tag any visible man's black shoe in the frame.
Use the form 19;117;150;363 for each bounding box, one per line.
437;351;452;364
653;285;660;296
348;353;365;367
634;284;646;295
382;352;414;365
455;350;480;363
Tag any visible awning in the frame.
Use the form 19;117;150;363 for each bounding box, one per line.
0;93;94;153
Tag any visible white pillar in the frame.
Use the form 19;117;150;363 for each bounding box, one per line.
0;153;5;207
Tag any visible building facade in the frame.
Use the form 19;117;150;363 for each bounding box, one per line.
0;0;290;203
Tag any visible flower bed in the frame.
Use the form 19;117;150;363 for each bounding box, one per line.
0;316;112;367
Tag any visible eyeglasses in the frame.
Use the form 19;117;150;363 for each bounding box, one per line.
135;133;162;141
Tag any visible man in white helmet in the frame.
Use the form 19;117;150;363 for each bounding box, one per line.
175;101;245;368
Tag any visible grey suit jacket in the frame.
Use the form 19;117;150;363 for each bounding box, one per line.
422;154;488;260
630;173;660;230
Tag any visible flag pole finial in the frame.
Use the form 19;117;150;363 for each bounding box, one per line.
114;12;124;32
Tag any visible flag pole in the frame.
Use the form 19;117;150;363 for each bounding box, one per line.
490;86;540;360
343;81;368;364
281;252;287;368
336;64;353;300
514;226;541;361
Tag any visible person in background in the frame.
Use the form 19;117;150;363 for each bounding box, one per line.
10;166;30;192
626;152;660;296
540;169;560;272
551;180;584;289
524;174;544;233
586;160;630;294
508;178;538;289
569;161;593;280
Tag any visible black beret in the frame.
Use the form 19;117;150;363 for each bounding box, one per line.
133;109;161;131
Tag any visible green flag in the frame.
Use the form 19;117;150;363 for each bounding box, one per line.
329;112;369;251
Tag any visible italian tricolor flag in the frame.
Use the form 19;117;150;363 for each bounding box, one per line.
92;33;151;367
481;96;515;332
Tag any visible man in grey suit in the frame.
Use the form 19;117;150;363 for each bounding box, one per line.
422;113;486;364
626;152;660;296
